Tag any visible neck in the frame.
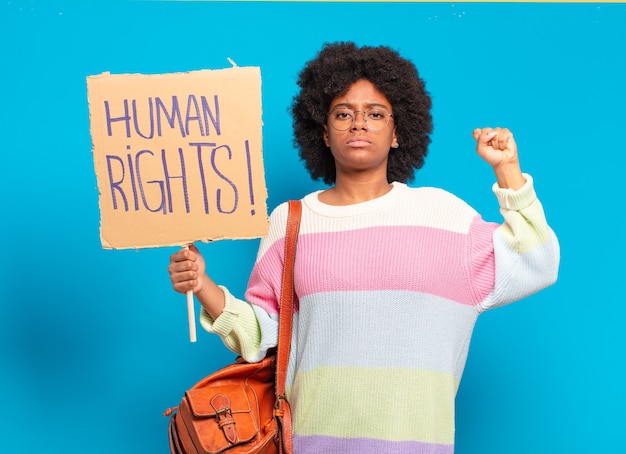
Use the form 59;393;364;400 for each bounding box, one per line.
319;175;392;206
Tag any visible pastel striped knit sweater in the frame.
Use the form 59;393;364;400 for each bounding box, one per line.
201;175;560;454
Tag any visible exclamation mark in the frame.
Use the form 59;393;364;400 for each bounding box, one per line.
244;140;256;215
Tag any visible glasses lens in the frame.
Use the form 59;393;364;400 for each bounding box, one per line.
328;108;354;131
328;108;391;132
364;108;391;132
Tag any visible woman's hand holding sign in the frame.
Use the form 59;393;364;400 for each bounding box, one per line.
168;245;226;341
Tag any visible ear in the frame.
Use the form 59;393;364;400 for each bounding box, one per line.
323;124;330;147
391;128;399;149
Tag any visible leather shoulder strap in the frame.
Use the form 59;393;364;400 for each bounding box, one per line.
275;200;300;453
276;200;301;394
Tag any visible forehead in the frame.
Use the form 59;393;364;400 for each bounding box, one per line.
330;79;391;109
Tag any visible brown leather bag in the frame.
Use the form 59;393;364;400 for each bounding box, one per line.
164;200;301;454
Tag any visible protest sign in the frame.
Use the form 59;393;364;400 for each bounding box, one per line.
87;66;269;342
87;67;269;250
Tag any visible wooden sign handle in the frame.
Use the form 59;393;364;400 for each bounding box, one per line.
183;245;197;343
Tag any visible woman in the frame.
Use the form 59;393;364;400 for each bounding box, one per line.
168;42;560;453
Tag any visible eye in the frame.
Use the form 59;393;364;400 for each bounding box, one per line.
333;109;354;121
367;109;386;120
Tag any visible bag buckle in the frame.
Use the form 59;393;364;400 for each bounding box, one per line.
210;394;239;444
215;406;233;422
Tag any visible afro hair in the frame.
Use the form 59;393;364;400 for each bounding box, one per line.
291;41;433;185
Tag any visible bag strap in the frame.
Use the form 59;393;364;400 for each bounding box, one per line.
275;200;301;453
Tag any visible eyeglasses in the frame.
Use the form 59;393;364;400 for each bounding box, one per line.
327;107;394;132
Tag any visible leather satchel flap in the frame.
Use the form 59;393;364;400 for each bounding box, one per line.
184;383;260;451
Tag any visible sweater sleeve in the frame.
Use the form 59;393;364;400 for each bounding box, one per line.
478;173;560;312
199;202;291;363
198;286;262;360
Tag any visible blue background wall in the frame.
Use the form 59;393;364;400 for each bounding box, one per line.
2;1;625;452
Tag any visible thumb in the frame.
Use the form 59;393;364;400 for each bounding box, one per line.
188;243;200;254
473;128;498;145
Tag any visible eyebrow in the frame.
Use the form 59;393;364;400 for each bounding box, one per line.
330;102;390;110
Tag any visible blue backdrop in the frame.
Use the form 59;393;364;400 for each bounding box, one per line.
1;1;625;452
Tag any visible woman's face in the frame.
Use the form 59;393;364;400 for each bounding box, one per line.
323;79;398;179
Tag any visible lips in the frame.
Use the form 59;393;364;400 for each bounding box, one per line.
347;136;372;147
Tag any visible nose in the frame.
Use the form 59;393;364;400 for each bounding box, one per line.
351;111;367;130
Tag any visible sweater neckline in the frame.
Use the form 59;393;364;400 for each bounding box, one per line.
303;182;406;218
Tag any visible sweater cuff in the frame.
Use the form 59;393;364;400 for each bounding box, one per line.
199;285;242;338
492;173;537;211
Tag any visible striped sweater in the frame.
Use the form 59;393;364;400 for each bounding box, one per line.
201;175;560;453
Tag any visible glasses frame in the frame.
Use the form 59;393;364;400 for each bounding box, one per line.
327;107;394;132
